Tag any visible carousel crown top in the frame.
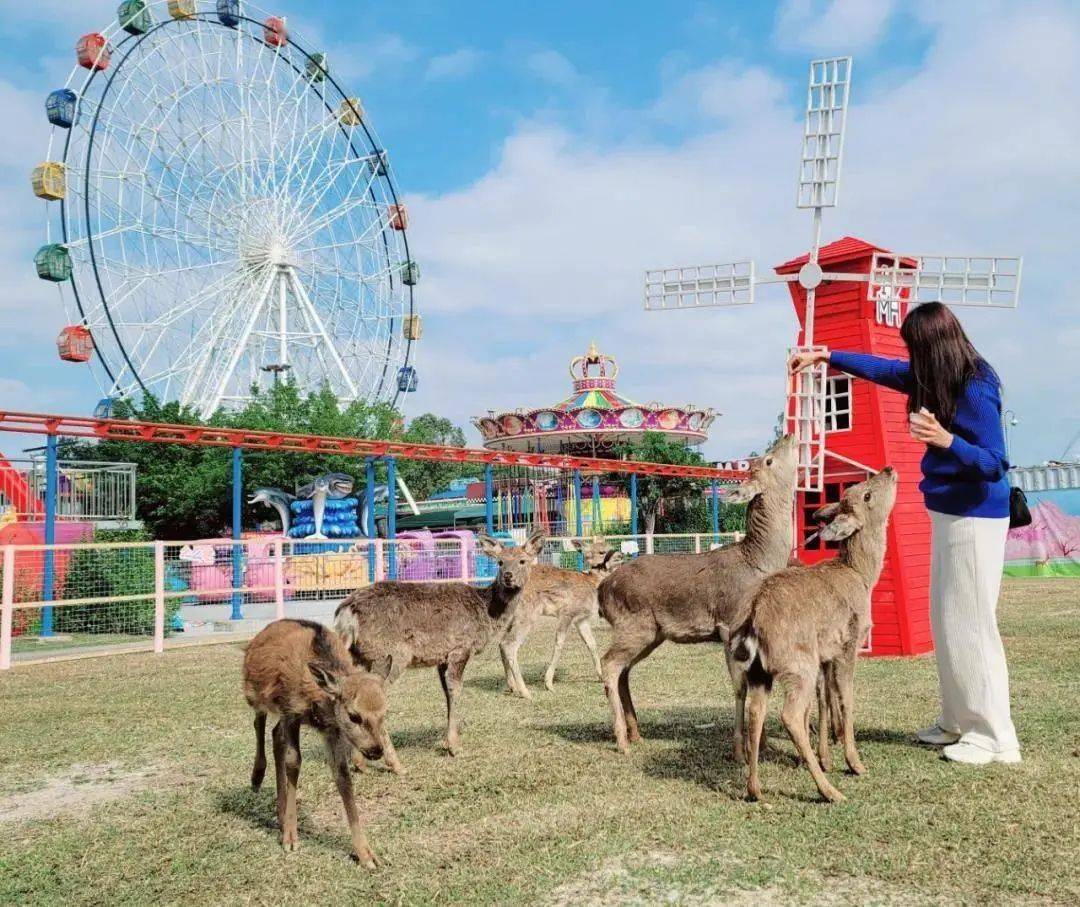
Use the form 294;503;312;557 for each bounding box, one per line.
474;342;716;456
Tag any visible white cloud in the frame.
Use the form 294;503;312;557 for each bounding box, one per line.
524;50;579;89
775;0;899;52
405;2;1080;464
425;48;482;82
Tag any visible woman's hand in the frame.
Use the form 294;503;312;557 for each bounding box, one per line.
909;408;953;449
787;350;829;374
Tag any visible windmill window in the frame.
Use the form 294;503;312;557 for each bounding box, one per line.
825;375;852;432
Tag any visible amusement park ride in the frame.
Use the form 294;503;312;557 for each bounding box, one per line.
646;57;1023;655
34;2;421;419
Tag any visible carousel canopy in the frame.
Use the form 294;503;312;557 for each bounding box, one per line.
473;342;716;454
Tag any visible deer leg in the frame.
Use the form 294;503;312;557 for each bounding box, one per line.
816;666;831;773
280;718;304;850
327;729;378;869
621;638;661;743
544;614;574;692
439;658;468;755
251;712;268;790
833;652;866;776
601;640;636;755
507;627;534;701
780;675;844;803
272;719;287;831
745;683;769;801
575;618;603;681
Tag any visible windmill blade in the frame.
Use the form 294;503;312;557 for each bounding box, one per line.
869;253;1023;308
797;56;852;210
644;261;755;311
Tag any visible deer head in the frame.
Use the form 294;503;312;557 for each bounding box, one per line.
723;433;798;505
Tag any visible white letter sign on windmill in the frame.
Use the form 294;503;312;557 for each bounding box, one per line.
644;56;1022;492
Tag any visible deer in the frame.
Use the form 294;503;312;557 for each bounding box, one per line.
728;467;898;803
500;536;624;700
596;433;798;754
242;618;392;868
334;530;545;767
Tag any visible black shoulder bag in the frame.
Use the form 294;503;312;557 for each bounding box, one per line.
1009;486;1032;529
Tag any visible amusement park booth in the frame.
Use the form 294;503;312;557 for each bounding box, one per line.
779;237;932;656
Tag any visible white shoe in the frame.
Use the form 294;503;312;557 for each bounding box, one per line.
915;724;960;746
942;741;1022;765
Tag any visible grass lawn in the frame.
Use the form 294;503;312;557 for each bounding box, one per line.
1;578;1077;905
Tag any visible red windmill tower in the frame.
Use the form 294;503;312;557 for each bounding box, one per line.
644;57;1022;655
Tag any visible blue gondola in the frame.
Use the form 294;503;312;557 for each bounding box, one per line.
397;366;418;393
93;397;118;419
217;0;241;27
46;89;77;128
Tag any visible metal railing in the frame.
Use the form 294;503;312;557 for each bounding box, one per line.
1;458;136;522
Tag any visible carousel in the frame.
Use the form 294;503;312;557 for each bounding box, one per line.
474;343;716;456
471;344;716;535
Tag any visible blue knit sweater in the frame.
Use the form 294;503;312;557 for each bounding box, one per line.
829;350;1010;518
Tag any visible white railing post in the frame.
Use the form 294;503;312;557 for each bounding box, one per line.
694;535;702;554
458;538;470;583
1;546;14;670
274;539;285;620
374;539;385;582
153;541;165;654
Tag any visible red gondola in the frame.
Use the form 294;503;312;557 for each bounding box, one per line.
57;326;94;362
76;33;110;71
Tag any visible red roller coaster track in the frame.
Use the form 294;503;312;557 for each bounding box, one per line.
0;411;748;482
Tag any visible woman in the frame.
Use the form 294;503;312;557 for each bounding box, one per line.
789;302;1020;765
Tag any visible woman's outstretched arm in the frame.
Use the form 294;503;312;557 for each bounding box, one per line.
788;349;912;392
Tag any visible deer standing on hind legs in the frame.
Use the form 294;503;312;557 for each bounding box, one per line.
335;531;545;765
729;467;898;803
596;434;798;755
242;619;391;868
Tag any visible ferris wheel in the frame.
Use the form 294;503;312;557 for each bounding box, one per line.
33;1;421;419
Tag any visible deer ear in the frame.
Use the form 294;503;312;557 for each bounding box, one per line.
523;529;546;558
820;512;863;542
723;479;761;505
372;653;393;682
477;535;502;558
309;662;342;696
812;502;841;522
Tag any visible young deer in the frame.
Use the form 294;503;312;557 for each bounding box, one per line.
500;536;624;700
242;618;391;868
335;530;545;765
729;467;898;803
597;434;798;754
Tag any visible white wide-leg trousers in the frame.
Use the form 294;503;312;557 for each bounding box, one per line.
929;510;1019;753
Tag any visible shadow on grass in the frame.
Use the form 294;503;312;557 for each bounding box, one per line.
216;785;358;855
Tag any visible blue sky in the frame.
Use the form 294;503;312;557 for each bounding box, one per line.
0;0;1077;466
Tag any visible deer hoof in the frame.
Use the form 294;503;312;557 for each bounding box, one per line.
821;785;846;803
281;834;300;853
387;761;407;777
848;760;867;777
353;849;379;870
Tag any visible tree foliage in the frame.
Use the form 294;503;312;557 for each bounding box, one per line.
66;384;474;539
611;432;707;534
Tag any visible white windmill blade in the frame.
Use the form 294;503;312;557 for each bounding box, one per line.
644;261;755;311
869;252;1023;309
797;56;853;210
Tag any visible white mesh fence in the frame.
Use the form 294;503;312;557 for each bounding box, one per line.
1;532;742;669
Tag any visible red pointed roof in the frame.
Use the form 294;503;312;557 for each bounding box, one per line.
775;235;893;274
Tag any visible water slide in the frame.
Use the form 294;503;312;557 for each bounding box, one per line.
0;454;42;519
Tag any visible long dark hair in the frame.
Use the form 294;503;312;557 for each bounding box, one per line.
900;302;998;429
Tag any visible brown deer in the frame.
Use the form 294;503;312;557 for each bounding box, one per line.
242;618;392;868
729;467;898;803
335;530;545;765
500;536;624;700
597;434;798;754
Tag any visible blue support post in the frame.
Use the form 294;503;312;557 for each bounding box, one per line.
630;473;639;537
230;447;243;620
573;469;584;569
710;480;720;545
386;457;397;580
365;458;377;579
484;464;494;536
41;433;58;637
591;476;601;533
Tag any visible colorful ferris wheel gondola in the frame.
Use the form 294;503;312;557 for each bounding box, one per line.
34;3;421;418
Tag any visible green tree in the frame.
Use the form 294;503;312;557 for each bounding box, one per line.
67;383;474;539
611;432;707;536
